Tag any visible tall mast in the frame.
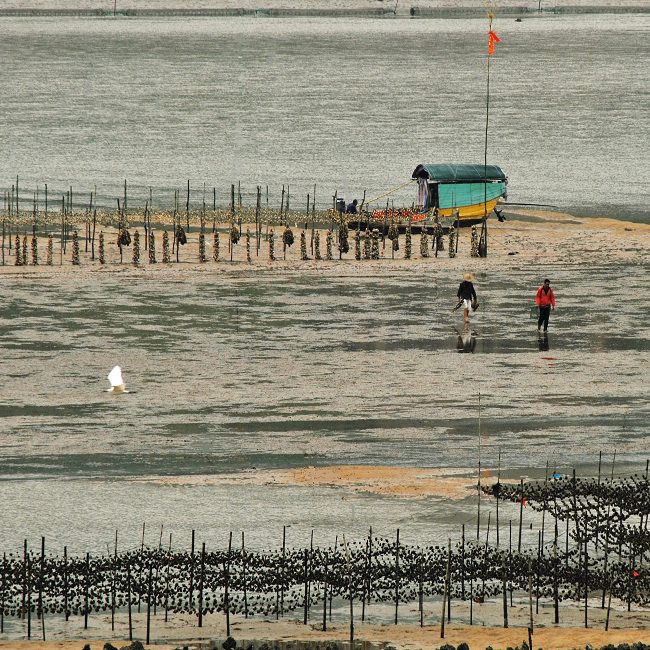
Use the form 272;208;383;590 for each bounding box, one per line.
484;11;494;223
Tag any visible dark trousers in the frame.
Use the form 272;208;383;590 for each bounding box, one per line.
538;305;551;331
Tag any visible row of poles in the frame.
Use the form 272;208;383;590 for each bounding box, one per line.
1;466;648;645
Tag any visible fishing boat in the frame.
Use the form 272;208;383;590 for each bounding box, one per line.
352;163;507;233
412;163;507;226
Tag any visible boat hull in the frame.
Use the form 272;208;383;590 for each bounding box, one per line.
436;198;500;222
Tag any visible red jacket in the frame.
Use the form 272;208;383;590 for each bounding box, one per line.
536;286;555;307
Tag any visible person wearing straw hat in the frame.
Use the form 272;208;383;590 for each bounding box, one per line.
457;272;478;323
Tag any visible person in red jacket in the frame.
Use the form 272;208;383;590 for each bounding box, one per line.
536;278;555;332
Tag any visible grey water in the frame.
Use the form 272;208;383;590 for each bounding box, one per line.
0;264;648;554
0;13;649;221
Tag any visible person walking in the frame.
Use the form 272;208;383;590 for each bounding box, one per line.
457;272;477;323
536;278;555;332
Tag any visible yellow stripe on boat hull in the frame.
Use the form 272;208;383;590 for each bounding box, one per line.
438;198;499;220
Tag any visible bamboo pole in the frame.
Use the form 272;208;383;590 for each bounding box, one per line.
63;546;68;621
22;540;27;621
1;553;5;633
146;564;152;645
394;528;400;624
39;537;45;641
502;555;508;628
225;531;232;636
139;523;146;612
527;558;534;646
322;552;328;631
440;538;451;638
496;448;501;547
84;553;89;630
188;529;195;614
127;556;133;640
198;542;205;627
27;555;31;639
164;533;172;623
477;391;482;541
342;534;354;645
303;548;309;625
518;479;524;552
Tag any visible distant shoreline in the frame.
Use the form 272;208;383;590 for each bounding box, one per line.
0;5;649;17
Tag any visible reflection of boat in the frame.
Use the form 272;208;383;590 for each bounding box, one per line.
412;163;507;226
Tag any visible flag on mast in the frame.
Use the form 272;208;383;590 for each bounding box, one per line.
488;29;500;55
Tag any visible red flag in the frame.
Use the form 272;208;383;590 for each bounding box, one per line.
633;570;639;577
522;496;527;507
489;30;500;55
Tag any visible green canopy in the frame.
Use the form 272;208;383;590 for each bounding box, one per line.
412;164;506;183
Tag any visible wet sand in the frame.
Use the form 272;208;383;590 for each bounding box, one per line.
135;464;494;500
1;611;649;650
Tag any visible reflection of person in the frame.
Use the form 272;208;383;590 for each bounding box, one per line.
538;332;549;352
456;324;476;353
457;273;477;323
346;199;358;214
536;278;555;332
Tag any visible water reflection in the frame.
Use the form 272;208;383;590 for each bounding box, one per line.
538;332;550;352
455;325;476;354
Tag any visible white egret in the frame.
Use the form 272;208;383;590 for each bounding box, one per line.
107;365;127;393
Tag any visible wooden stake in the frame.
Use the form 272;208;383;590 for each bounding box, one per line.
198;542;205;627
461;524;465;599
0;553;5;633
139;522;146;613
342;534;354;645
242;531;248;618
225;531;232;637
186;179;190;232
322;552;328;631
280;525;286;618
527;558;534;642
303;548;309;624
146;564;152;645
584;536;589;627
595;450;602;551
39;537;45;641
164;533;172;623
127;556;133;640
502;554;508;628
394;528;400;624
440;538;451;638
63;546;68;621
27;555;31;639
84;553;89;630
22;540;27;620
518;479;524;553
111;530;117;630
419;553;424;627
477;391;482;541
188;529;195;613
496;448;501;547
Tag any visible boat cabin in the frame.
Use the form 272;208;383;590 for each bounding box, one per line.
412;163;507;223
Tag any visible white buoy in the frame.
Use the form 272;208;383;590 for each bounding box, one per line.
107;365;127;393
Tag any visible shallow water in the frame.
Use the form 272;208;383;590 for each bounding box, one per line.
0;262;647;554
0;14;649;221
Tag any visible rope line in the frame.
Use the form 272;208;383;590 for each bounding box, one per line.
364;180;415;206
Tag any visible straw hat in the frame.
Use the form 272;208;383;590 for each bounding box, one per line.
463;273;474;282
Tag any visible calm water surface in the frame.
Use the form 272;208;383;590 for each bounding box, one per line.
0;14;648;220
